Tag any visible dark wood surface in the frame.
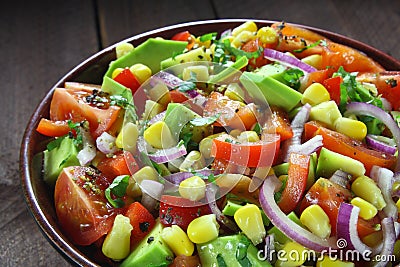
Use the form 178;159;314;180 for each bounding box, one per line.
2;0;399;266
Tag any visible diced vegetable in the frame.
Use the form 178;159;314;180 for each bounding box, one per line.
187;214;219;244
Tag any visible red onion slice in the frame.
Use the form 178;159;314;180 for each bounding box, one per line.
345;102;400;171
370;166;398;221
140;179;164;212
136;136;187;164
365;134;397;155
263;48;317;73
259;176;337;252
373;217;397;267
96;132;118;154
77;127;96;166
329;170;351;188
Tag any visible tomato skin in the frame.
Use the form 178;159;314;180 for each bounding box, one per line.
169;255;201;267
36;118;70;137
124;202;156;247
96;151;132;182
113;68;141;93
264;106;293;141
171;31;195;50
299;178;352;236
322;76;342;105
49;88;121;139
54;166;117;246
211;133;280;168
304;121;397;175
169;89;189;103
241;39;269;69
159;195;211;231
278;153;310;214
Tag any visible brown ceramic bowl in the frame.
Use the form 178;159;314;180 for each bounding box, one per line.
20;19;400;267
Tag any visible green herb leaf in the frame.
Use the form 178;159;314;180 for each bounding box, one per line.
110;95;134;108
252;123;262;135
105;175;129;208
199;32;217;42
190;113;220;126
282;68;304;90
175;71;197;92
216;254;227;267
46;136;66;151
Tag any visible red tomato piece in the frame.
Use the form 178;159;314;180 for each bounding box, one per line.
263;106;293;141
113;68;141;93
241;39;269;69
171;31;195;50
304;121;397;175
96;151;133;182
159;195;211;231
211;133;280;168
278;153;310;214
169;89;189;103
322;76;342;105
169;255;201;267
49;88;121;139
124;202;156;247
54;166;117;246
36;118;71;137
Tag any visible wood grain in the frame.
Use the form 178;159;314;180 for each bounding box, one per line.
3;0;400;266
0;0;98;266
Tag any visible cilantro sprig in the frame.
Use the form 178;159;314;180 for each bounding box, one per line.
105;175;129;208
293;39;327;53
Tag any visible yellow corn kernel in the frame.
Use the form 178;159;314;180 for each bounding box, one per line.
199;137;213;159
161;225;194;256
132;166;159;184
224;83;245;102
301;83;331;106
362;230;382;247
234;204;266;245
232;21;258;37
142;100;164;120
275;241;308;267
231;30;256;48
229;129;242;138
256;26;278;45
300;204;331;239
129;63;152;84
115;42;134;58
116;122;139;153
147;83;171;107
351;175;386;210
143;121;175;149
350;197;378;220
182;65;209;81
111;67;124;79
301;54;323;69
334;117;367;141
179;175;206;201
316;255;355;267
237;131;260;143
102;214;133;260
187;214;219;243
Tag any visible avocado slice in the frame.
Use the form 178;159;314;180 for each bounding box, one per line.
102;76;133;102
239;71;302;112
253;63;287;83
104;38;187;78
43;137;79;186
197;234;271;267
160;47;208;70
163;103;200;142
209;56;249;84
316;147;366;178
120;220;173;267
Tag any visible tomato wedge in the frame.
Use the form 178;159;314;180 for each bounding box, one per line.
113;68;141;93
96;151;133;182
50;87;121;139
54;166;117;246
278;153;310;214
263;106;293;141
159;195;211;230
304;121;397;174
322;76;342;105
211;133;280;168
241;39;269;69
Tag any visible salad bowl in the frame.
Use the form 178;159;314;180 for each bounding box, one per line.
20;19;400;267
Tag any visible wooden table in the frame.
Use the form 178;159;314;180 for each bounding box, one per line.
2;0;399;266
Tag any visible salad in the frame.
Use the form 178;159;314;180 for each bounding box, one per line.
36;20;400;266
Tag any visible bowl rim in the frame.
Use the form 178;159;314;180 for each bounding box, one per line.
20;18;400;267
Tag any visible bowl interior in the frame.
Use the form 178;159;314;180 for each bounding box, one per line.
20;19;400;267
